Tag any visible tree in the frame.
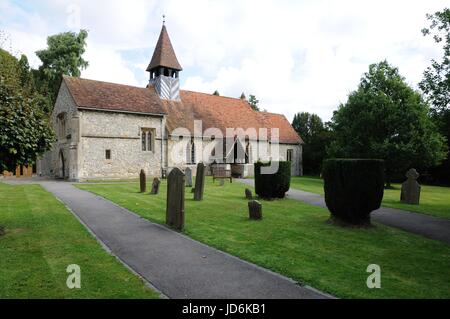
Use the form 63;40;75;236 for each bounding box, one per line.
328;61;447;187
0;49;54;172
35;29;89;106
420;8;450;185
292;112;332;175
248;95;260;111
420;8;450;112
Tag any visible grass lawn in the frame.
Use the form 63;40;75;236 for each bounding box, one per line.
77;178;450;299
0;182;160;299
291;176;450;220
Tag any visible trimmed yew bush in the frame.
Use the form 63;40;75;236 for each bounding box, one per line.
254;161;291;199
322;159;385;225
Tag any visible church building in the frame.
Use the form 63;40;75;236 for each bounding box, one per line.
38;24;303;181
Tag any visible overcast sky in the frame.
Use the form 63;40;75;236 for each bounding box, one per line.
0;0;447;121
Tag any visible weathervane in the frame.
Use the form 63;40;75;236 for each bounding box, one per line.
163;14;166;25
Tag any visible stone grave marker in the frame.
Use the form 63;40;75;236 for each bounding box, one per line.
245;188;253;200
150;177;161;195
185;167;193;187
139;169;146;193
194;163;206;201
401;168;421;205
166;167;185;231
248;200;262;220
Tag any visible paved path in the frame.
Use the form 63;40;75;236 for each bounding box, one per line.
39;181;331;299
237;179;450;244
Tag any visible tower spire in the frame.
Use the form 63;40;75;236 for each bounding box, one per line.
147;23;182;101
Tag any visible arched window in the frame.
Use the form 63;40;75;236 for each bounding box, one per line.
141;128;154;152
57;113;66;140
147;131;153;151
245;142;250;164
187;139;196;164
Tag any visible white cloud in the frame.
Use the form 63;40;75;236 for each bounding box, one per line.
0;0;447;121
81;41;140;86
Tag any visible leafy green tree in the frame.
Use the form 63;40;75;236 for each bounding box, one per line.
35;29;89;106
0;49;54;172
248;95;260;111
292;112;332;175
420;8;450;112
328;61;447;187
420;8;450;185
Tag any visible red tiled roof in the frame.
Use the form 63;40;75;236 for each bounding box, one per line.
63;76;302;144
63;76;166;115
146;25;182;71
163;91;302;144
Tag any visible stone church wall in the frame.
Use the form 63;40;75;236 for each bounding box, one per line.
79;111;164;180
37;81;80;180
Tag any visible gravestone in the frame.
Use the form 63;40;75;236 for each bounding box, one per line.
150;177;161;195
139;169;146;193
185;167;193;187
248;200;262;220
245;188;253;200
401;168;421;205
166;167;185;231
218;179;225;186
194;163;206;201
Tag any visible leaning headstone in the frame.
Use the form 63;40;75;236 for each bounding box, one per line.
401;168;421;205
194;163;206;201
245;188;253;200
185;167;193;187
248;200;262;220
139;169;146;193
166;168;185;231
150;177;161;195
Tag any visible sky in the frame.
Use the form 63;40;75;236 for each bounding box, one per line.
0;0;447;121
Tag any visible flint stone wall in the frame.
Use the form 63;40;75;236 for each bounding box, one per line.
79;110;164;180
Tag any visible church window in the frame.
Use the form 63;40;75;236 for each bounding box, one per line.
245;142;251;164
141;128;154;152
105;150;111;160
57;113;66;140
187;139;196;164
287;149;293;162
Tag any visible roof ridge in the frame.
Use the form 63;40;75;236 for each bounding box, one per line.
181;89;251;103
259;111;287;117
64;76;147;91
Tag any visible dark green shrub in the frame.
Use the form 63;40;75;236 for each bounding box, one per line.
254;161;291;199
322;159;385;225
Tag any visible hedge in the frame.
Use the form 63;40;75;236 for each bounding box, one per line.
254;161;291;199
322;159;385;225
